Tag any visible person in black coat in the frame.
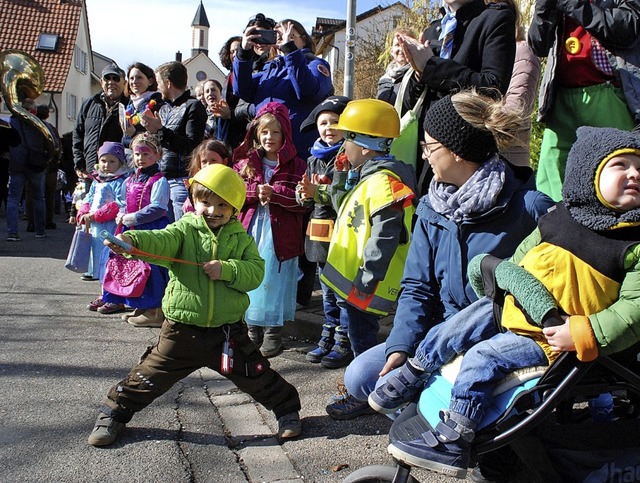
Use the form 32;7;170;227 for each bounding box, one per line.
395;0;516;195
72;64;129;178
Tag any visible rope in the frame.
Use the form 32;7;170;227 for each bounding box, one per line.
129;247;204;267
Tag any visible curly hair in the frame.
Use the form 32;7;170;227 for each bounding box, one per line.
219;36;242;70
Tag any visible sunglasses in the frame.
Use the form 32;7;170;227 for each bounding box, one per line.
103;74;121;82
247;13;275;28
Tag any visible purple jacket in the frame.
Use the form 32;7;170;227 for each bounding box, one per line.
233;102;309;261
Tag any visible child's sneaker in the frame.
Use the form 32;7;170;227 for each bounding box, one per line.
325;382;375;420
277;411;302;439
97;302;126;314
368;361;428;414
87;297;105;311
387;412;474;479
87;412;126;446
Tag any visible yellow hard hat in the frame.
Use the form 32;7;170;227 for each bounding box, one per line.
189;164;246;212
335;99;400;139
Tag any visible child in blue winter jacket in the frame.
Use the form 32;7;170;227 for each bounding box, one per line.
296;95;352;368
77;142;128;309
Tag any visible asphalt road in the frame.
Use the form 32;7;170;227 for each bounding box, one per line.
0;214;535;483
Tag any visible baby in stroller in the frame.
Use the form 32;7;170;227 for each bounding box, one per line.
367;126;640;478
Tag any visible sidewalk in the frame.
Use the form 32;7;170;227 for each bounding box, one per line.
0;211;533;483
286;291;395;344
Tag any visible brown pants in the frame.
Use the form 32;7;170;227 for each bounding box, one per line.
103;320;300;422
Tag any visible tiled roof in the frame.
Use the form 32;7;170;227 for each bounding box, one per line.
1;0;84;93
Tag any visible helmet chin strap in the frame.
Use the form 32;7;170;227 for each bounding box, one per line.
346;131;392;152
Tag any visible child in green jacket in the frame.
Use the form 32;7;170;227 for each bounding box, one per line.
88;164;302;446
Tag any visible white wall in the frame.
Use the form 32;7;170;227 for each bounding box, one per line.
54;7;96;136
320;5;406;80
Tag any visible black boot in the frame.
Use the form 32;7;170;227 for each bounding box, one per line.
247;324;264;349
321;326;353;369
306;323;336;363
260;326;283;358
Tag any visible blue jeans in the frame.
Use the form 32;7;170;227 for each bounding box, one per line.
7;170;46;235
413;297;548;424
344;342;387;402
336;296;380;357
318;264;340;327
167;177;188;223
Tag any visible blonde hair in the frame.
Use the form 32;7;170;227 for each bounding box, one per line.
131;132;162;153
450;88;528;151
239;113;282;179
130;132;163;168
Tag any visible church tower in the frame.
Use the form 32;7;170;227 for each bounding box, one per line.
191;1;210;58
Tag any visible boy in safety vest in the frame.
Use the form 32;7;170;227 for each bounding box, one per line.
320;99;417;357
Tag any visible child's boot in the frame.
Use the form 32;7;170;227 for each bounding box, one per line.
368;359;430;414
277;411;302;439
121;308;143;322
388;410;476;479
87;412;126;446
305;323;336;363
247;324;264;348
128;307;164;328
320;326;353;369
260;326;283;358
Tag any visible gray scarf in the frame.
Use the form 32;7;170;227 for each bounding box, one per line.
429;155;505;222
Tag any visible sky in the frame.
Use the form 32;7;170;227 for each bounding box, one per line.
85;0;389;74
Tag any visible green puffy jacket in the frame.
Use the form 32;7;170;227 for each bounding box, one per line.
126;213;264;328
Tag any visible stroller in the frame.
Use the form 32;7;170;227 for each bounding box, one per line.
343;251;640;483
343;344;640;483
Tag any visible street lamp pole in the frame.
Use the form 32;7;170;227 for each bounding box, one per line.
344;0;357;98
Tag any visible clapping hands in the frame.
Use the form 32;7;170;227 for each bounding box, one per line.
396;33;434;76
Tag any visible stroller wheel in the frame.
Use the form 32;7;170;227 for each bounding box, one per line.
342;463;419;483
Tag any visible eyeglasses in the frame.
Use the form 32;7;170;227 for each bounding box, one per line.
103;74;121;82
247;13;275;28
420;141;444;157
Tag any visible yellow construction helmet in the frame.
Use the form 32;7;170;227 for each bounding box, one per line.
335;99;401;139
189;164;246;212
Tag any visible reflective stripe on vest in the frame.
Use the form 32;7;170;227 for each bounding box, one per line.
321;169;414;316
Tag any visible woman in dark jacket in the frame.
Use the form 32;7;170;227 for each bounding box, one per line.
327;90;554;422
395;0;517;195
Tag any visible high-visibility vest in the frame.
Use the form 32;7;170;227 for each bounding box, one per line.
321;169;414;315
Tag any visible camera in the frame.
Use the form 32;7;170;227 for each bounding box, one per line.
253;29;277;45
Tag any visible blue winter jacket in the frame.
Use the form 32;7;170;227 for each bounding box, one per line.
385;162;554;358
232;43;334;158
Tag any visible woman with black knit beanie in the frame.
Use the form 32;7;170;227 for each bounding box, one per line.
327;89;554;426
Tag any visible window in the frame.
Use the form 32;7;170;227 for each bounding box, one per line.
199;30;205;48
67;93;77;120
37;33;59;51
74;45;87;74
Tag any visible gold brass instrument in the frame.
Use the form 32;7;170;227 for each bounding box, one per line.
0;49;57;158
